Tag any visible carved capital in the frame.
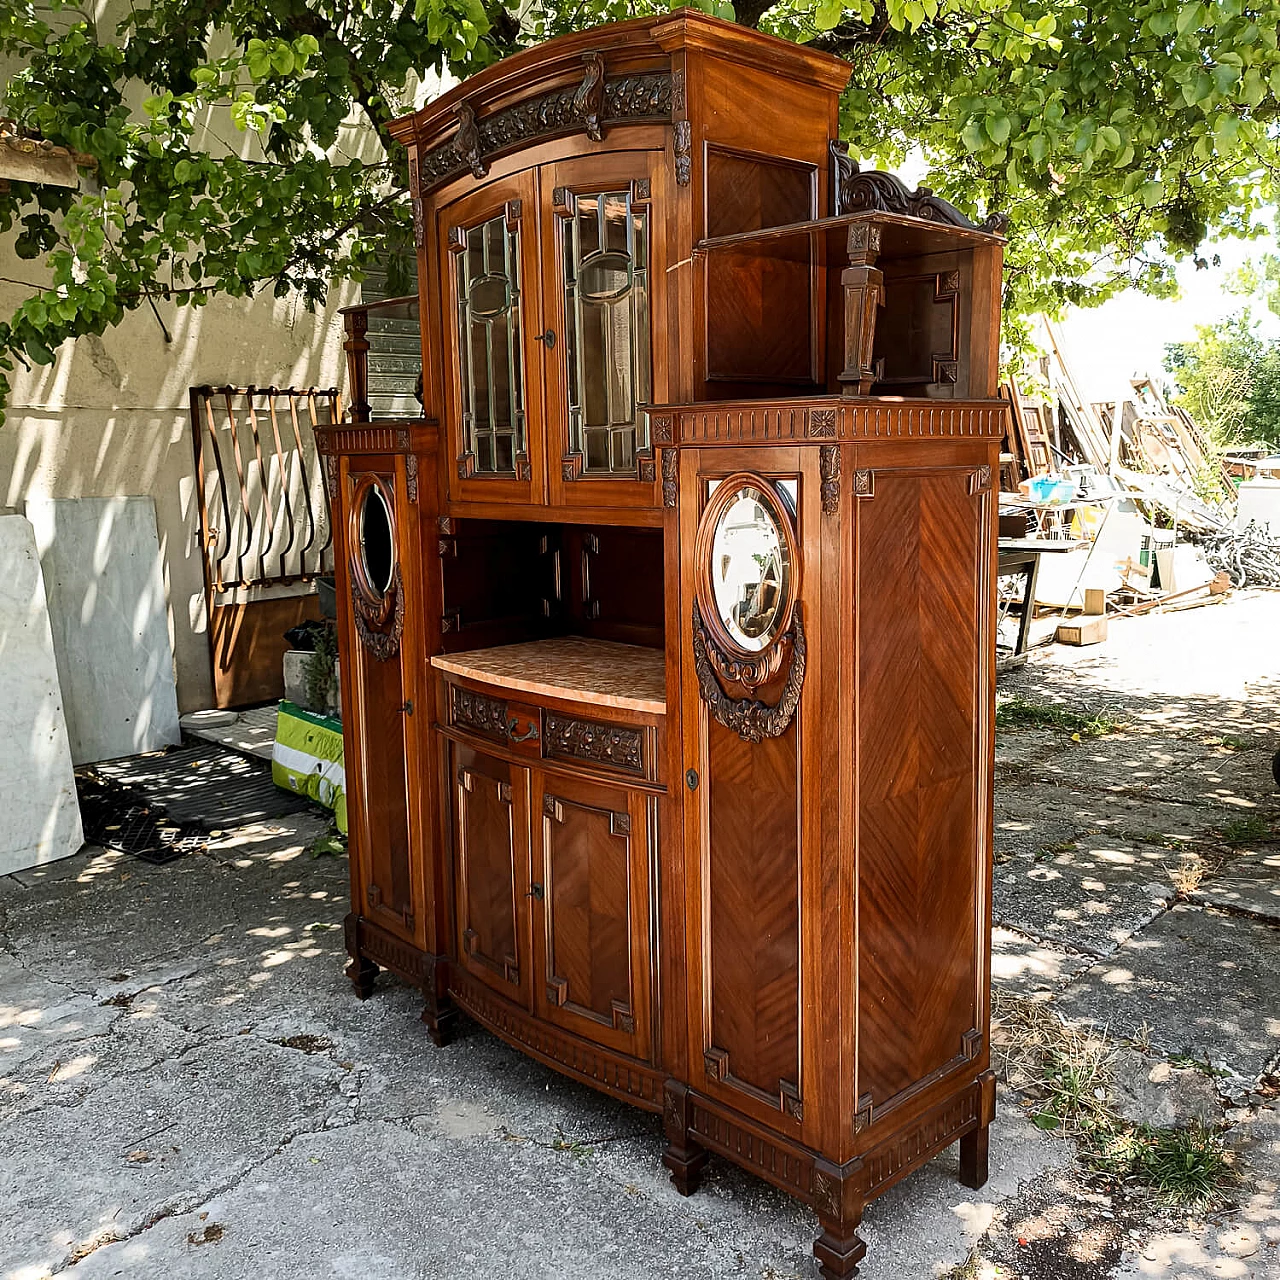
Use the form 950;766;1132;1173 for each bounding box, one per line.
661;449;678;508
820;445;841;516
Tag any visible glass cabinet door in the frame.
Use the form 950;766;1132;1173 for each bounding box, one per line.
440;171;546;506
542;153;665;510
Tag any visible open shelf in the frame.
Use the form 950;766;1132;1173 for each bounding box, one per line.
693;210;1007;264
431;636;665;714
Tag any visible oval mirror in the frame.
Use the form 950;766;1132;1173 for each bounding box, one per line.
707;483;794;653
357;482;395;598
578;251;632;302
469;273;510;320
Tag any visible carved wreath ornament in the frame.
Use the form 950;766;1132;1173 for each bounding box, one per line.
692;602;805;742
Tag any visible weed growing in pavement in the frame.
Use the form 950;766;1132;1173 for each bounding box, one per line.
1220;813;1277;845
992;991;1236;1212
309;829;346;857
1165;855;1207;896
1121;828;1192;849
995;697;1121;738
1086;1123;1234;1211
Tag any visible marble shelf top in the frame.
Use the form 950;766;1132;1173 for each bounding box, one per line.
431;637;666;715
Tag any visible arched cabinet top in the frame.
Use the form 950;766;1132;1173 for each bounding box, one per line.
387;10;851;195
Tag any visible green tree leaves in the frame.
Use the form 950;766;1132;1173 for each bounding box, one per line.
1165;311;1280;448
0;0;520;421
3;0;1280;426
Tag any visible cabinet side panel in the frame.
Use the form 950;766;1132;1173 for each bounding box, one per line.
706;718;801;1101
856;467;980;1108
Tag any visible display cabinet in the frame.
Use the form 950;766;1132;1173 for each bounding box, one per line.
317;11;1006;1276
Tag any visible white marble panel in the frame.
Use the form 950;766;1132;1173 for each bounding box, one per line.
0;515;83;874
26;496;182;765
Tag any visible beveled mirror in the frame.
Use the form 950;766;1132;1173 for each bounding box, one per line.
695;474;799;660
349;475;397;618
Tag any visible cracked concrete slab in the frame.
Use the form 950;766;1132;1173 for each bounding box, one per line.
1;1031;350;1277
0;840;1072;1280
1192;849;1280;924
995;784;1224;854
992;927;1094;998
994;835;1176;957
1055;904;1280;1082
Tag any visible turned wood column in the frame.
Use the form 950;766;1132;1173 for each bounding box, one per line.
343;308;371;423
838;221;883;397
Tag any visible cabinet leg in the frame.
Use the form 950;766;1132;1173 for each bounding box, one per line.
346;954;379;999
420;996;459;1047
812;1160;866;1280
959;1122;990;1190
663;1139;709;1197
661;1079;708;1196
813;1223;867;1280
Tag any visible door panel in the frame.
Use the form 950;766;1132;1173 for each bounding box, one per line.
451;740;532;1006
341;457;423;946
440;171;545;507
532;772;652;1061
855;464;985;1110
542;152;664;511
679;447;808;1129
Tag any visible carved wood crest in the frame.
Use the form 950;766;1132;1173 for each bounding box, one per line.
831;142;1009;234
418;72;673;194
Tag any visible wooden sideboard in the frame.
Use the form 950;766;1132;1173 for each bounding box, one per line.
318;12;1005;1276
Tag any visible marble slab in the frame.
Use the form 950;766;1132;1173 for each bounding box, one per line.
432;638;665;715
0;515;84;874
26;497;181;765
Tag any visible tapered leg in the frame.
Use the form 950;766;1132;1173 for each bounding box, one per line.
813;1223;867;1280
959;1123;990;1190
346;954;379;999
662;1080;709;1196
663;1140;709;1196
812;1160;866;1279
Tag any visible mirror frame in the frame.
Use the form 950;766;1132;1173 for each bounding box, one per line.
348;473;398;625
693;472;801;662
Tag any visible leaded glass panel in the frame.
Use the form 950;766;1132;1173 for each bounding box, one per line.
562;190;651;476
456;212;525;475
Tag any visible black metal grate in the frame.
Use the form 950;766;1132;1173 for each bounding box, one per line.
93;743;310;830
76;774;207;865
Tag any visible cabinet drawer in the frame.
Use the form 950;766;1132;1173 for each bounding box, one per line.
445;679;656;782
447;682;540;759
541;709;647;779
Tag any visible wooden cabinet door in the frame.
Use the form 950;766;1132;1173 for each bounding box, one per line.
541;152;665;512
439;170;546;508
676;445;815;1135
450;740;532;1008
339;456;426;947
531;771;653;1061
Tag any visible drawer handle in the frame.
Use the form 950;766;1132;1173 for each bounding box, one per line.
507;716;539;744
